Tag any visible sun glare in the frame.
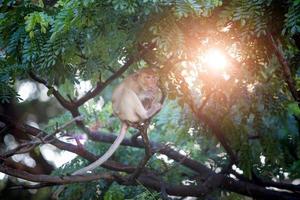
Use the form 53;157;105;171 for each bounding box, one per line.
202;48;227;71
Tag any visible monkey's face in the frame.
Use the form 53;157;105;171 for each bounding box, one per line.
139;72;159;91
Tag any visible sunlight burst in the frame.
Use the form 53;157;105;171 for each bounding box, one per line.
202;48;227;71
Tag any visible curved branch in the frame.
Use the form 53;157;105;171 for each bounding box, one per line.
29;72;73;110
1;115;299;200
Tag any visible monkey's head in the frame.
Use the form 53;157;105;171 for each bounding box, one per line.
136;68;159;91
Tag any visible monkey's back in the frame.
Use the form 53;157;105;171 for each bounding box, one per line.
112;84;141;122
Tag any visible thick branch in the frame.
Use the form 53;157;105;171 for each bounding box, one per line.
168;63;237;163
1;115;299;200
0;165;114;184
267;32;300;102
258;180;300;193
230;170;300;193
197;113;237;163
89;131;300;199
1;165;209;197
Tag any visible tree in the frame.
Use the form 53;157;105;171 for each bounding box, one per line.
0;0;300;199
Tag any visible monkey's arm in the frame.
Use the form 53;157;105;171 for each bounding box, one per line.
133;94;161;120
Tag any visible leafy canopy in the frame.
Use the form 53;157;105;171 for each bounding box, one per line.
1;0;300;199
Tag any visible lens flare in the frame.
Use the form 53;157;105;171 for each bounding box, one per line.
202;48;227;71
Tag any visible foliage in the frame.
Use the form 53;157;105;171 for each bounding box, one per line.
283;0;300;35
1;0;300;199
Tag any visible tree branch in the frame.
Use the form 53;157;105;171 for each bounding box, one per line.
128;123;153;181
0;165;114;184
230;169;300;193
1;164;209;197
29;72;73;110
267;32;300;103
1;115;299;200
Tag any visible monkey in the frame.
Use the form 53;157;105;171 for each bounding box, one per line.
73;68;162;175
53;68;162;199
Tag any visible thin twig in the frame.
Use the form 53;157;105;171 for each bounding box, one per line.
0;116;84;158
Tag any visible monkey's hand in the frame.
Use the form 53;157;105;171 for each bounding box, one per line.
153;103;162;112
146;103;162;119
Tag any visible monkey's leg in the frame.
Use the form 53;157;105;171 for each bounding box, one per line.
128;125;153;181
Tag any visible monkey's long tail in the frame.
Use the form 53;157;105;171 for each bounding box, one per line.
73;123;128;175
52;123;128;199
